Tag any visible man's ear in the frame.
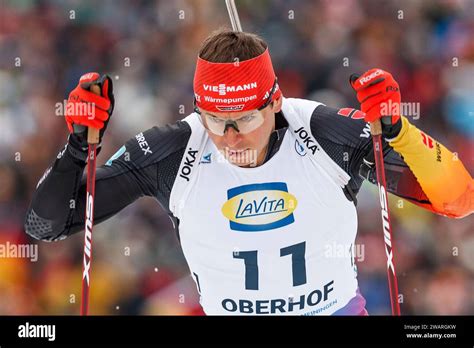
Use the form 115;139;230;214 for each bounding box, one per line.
272;95;283;113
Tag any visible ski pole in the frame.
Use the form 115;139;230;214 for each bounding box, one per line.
350;74;401;315
80;83;101;315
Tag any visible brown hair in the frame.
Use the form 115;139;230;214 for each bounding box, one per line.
198;28;267;63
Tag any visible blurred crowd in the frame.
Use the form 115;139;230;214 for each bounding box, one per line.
0;0;473;315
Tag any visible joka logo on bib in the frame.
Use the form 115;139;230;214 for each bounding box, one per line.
222;182;298;232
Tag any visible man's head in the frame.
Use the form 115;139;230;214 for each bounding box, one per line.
194;29;282;167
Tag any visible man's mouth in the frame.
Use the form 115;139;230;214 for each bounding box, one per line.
221;147;259;167
226;148;248;156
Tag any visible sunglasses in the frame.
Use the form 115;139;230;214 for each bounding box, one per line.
194;78;278;136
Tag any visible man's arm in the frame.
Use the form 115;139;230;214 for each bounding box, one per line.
380;116;473;218
310;104;473;218
25;121;191;241
348;68;472;218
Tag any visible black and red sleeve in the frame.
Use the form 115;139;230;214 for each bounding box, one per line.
24;121;191;241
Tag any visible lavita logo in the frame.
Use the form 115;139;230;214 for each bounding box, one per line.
222;182;298;232
179;148;198;181
18;322;56;341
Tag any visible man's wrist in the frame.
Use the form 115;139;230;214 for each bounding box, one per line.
382;116;403;141
67;133;102;162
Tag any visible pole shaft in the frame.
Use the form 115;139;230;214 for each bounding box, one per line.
371;119;401;315
225;0;243;31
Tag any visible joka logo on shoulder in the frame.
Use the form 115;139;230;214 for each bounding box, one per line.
222;182;298;232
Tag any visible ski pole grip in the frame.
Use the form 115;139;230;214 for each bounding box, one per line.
370;119;382;136
87;84;101;144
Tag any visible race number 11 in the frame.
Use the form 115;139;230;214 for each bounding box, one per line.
233;241;307;290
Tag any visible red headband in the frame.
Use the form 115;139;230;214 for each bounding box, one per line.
193;48;281;113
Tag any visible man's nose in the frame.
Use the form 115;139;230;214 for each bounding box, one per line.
223;127;242;147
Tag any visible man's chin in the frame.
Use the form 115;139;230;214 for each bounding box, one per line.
230;159;253;167
228;155;255;168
